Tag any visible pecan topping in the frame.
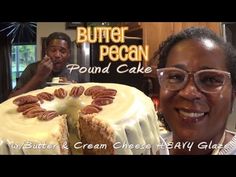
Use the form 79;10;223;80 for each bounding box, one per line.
92;89;117;99
54;88;67;99
69;86;85;97
23;107;46;118
17;103;40;112
92;97;113;106
84;86;106;96
91;104;103;111
81;105;102;114
13;95;38;106
38;111;59;121
37;92;54;103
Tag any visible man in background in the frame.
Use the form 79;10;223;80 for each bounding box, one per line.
9;32;78;98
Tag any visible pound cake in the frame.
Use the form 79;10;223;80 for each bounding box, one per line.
0;83;160;155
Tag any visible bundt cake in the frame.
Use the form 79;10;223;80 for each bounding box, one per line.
0;83;160;155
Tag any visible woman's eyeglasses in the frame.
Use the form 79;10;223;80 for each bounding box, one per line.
156;67;231;94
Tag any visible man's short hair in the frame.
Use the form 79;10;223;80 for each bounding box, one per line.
46;32;72;49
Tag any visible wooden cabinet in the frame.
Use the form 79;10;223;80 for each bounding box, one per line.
173;22;222;34
120;22;222;76
120;22;142;31
122;22;222;66
140;22;222;67
141;22;174;67
123;22;222;94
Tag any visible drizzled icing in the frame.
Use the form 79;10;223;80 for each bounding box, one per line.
0;83;160;154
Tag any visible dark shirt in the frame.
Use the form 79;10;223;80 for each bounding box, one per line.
14;61;79;90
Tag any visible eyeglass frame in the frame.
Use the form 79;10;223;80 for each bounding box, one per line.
156;67;231;94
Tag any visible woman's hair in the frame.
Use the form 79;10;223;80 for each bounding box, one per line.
153;27;236;90
46;32;72;49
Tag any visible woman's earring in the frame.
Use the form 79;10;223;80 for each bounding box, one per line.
157;112;164;122
157;112;171;131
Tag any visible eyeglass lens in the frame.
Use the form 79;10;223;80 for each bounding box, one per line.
158;68;229;93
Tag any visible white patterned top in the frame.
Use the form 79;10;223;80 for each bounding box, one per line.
159;130;236;155
218;130;236;155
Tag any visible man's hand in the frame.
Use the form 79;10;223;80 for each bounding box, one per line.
35;55;53;80
8;56;54;98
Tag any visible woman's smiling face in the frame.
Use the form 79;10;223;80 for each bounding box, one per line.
159;38;234;143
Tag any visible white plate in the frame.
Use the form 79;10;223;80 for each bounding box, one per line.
46;82;71;86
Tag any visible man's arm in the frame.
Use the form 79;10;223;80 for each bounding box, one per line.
8;56;53;98
8;74;47;98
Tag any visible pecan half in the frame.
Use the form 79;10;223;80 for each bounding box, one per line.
92;89;117;99
91;104;103;111
37;92;54;103
13;95;39;106
92;97;113;106
54;88;67;99
38;111;59;121
69;86;85;97
84;86;106;96
23;107;46;118
17;103;40;112
81;105;102;114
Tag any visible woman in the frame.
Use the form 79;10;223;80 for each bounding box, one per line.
155;27;236;155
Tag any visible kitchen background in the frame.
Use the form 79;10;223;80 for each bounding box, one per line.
0;22;236;132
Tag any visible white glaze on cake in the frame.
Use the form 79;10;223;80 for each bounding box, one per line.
0;83;160;154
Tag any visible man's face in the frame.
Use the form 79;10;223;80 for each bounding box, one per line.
159;39;234;143
46;39;70;72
